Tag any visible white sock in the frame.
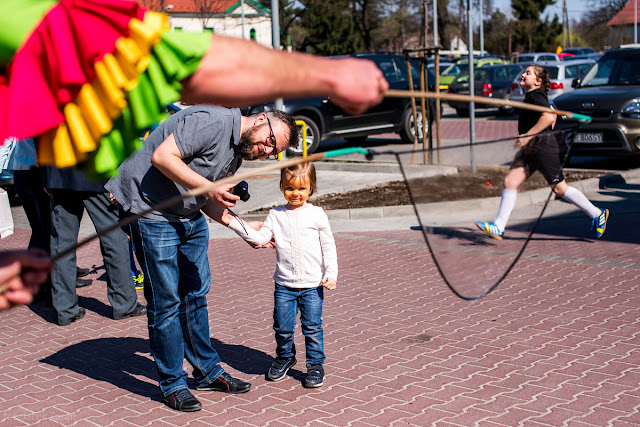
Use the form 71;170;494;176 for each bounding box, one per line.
561;186;601;218
494;189;517;231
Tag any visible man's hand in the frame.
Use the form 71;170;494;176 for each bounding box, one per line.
0;249;52;310
322;277;337;290
329;58;389;115
207;183;239;209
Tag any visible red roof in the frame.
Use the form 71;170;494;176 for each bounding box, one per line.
149;0;268;14
608;0;639;26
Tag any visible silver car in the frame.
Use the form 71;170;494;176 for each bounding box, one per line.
516;52;560;63
510;59;595;102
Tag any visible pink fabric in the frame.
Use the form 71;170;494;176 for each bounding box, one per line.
0;0;145;142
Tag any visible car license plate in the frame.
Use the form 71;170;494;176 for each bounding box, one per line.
575;132;603;143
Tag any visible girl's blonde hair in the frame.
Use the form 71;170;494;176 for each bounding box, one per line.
531;65;550;94
280;162;317;196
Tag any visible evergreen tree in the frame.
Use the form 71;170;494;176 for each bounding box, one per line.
511;0;560;52
299;0;365;55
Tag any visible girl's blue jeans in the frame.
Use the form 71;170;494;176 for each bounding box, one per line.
273;283;325;367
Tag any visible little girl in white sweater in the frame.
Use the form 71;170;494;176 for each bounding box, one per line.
222;162;337;388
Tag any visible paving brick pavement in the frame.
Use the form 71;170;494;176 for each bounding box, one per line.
1;168;639;426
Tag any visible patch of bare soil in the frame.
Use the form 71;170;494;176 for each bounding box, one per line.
250;167;604;213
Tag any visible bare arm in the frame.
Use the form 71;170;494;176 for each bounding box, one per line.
151;133;238;207
182;35;388;115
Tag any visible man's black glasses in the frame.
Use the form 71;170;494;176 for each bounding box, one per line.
266;116;278;160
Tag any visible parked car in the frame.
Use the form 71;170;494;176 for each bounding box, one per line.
509;59;595;103
558;52;575;60
447;63;528;117
428;61;454;76
438;57;506;91
562;47;596;56
245;52;440;155
552;46;640;156
570;52;603;61
515;52;561;63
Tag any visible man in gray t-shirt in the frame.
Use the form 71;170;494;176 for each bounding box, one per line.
106;105;298;412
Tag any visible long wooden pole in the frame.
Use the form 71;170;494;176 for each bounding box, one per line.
385;89;592;122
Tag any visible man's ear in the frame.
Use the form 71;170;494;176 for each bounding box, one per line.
254;113;267;126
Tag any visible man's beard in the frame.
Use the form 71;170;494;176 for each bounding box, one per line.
238;124;264;160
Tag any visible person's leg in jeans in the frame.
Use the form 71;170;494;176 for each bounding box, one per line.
83;192;138;319
298;286;325;367
136;215;223;396
178;215;224;388
49;189;83;324
273;284;298;360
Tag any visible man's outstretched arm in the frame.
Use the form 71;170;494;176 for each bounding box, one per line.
182;35;388;115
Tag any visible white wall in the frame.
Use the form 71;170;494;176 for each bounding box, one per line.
168;2;272;47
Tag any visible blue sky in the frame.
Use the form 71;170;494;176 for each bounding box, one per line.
493;0;590;21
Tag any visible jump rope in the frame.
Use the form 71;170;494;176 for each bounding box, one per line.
0;91;591;298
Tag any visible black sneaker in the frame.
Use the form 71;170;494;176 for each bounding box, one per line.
75;277;93;288
76;267;91;277
303;364;324;388
195;372;251;394
162;388;202;412
58;307;86;326
114;303;147;320
267;357;296;382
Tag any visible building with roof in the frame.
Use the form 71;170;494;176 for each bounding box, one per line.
141;0;273;47
607;0;640;46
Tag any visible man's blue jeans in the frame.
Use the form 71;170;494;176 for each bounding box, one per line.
273;284;325;366
135;214;224;396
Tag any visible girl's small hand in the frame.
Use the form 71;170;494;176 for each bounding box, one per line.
516;134;532;148
322;277;336;290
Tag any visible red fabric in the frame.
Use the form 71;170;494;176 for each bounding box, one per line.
1;0;145;142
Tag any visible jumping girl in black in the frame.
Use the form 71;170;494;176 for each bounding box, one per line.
476;65;609;240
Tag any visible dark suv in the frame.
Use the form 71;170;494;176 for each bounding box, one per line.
553;46;640;156
245;53;439;155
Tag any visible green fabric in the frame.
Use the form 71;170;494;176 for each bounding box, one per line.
146;55;180;107
0;0;57;65
83;30;209;180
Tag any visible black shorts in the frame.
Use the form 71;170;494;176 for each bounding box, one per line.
511;132;567;185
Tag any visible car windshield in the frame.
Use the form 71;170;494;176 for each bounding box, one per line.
519;55;535;62
443;64;464;76
581;53;640;86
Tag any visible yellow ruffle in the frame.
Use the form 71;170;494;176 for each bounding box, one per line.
37;11;169;168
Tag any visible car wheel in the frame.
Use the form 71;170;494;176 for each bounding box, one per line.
288;115;321;156
345;136;368;145
400;107;428;144
455;107;469;117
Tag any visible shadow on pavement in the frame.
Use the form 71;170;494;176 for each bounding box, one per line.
39;336;275;400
